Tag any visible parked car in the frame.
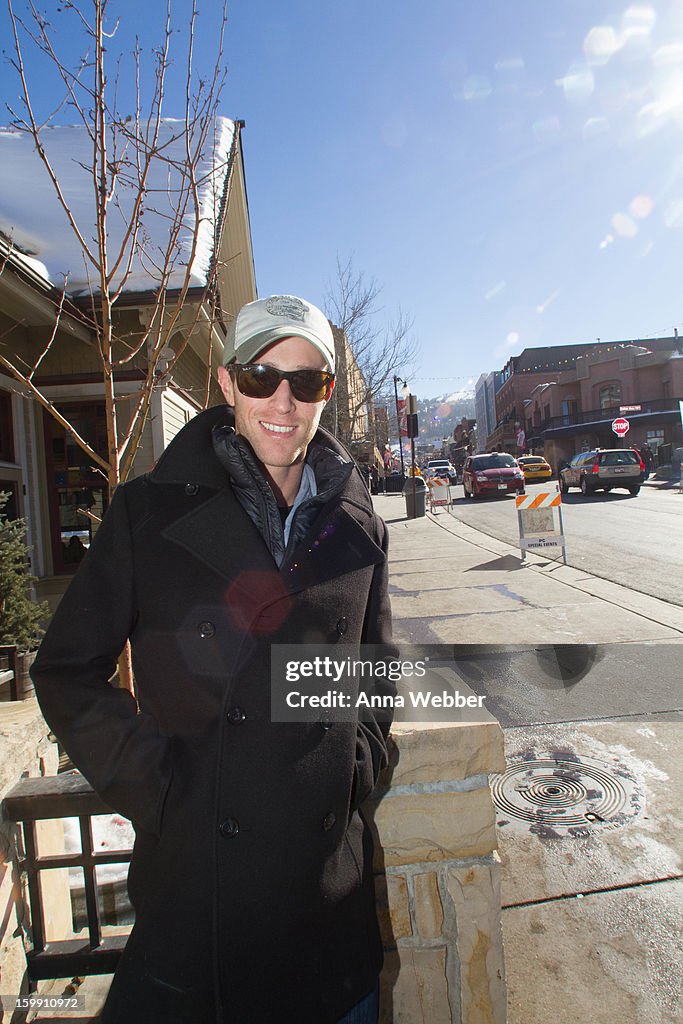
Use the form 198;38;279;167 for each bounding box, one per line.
517;455;553;481
559;448;644;496
426;459;457;484
462;453;526;498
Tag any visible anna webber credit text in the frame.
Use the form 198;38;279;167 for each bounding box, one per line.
270;645;490;724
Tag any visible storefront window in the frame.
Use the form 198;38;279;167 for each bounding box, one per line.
599;383;621;411
0;392;15;463
560;398;579;425
44;404;109;574
598;382;618;409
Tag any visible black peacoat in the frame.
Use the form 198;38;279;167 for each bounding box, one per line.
31;406;394;1024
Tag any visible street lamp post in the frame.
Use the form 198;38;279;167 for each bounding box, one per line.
393;375;407;480
396;380;420;517
404;384;418;515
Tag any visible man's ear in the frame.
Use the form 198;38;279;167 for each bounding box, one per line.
218;365;235;406
324;378;335;403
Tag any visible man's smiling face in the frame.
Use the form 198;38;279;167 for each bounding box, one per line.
218;335;331;493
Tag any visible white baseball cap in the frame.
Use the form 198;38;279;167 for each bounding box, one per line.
223;295;335;371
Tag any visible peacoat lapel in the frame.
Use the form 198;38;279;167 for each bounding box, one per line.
161;486;276;586
161;487;385;604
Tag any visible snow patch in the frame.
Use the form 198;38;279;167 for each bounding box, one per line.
63;813;134;887
446;390;474;403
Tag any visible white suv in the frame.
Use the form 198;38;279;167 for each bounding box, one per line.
426;459;457;484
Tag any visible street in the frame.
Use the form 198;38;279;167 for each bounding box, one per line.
444;478;683;608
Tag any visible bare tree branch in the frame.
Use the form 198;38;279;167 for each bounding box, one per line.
0;352;109;471
3;0;231;691
7;1;99;268
77;506;102;526
27;274;69;381
106;4;170;295
21;0;96;137
324;255;419;445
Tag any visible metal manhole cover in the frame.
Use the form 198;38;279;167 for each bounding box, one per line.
491;754;643;838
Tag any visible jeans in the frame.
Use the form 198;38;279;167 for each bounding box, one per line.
337;982;379;1024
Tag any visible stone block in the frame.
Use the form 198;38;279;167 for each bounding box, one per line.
445;864;506;1024
380;946;452;1023
372;788;498;867
0;699;58;794
1;854;27;1013
0;699;68;1011
376;871;411;944
413;871;444;939
385;719;505;788
35;818;73;942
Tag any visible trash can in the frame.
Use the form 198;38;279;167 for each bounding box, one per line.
402;475;427;519
385;473;405;494
673;447;683;482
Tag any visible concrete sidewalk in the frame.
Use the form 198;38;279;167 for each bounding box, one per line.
375;494;682;1024
374;493;683;645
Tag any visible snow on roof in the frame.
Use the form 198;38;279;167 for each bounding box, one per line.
0;117;235;296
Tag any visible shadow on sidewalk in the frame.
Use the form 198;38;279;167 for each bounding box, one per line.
464;554;525;572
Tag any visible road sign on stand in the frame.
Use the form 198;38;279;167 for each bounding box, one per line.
427;476;451;512
612;417;630;438
516;491;567;563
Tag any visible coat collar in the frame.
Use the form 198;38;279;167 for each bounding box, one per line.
150;406;233;490
149;404;369;501
154;405;384;600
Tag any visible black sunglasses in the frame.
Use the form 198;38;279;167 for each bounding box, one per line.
231;363;335;403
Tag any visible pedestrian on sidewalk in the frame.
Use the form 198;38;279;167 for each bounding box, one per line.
640;441;654;478
31;295;394;1024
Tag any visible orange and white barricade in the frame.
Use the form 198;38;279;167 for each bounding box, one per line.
515;490;567;562
427;476;451;513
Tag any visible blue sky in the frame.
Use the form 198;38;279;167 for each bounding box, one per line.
3;1;683;398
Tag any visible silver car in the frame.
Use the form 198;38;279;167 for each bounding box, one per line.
559;448;643;497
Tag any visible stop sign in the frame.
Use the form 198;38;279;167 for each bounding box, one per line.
612;417;630;437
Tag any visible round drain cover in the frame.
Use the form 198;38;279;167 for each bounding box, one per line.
491;754;643;838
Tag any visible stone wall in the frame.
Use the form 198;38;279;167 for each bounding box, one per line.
0;699;71;1021
372;711;507;1023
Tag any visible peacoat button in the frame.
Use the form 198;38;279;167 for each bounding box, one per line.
336;616;348;636
198;621;216;639
184;482;200;496
219;817;239;838
319;715;333;731
227;706;246;725
322;812;337;832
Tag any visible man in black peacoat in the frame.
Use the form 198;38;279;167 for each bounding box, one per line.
31;296;394;1023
